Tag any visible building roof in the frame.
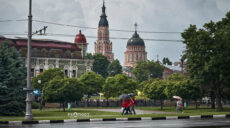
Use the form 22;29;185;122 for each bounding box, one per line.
127;31;145;46
74;30;87;44
164;65;181;72
99;1;109;27
1;37;81;51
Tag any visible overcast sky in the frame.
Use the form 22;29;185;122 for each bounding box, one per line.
0;0;229;65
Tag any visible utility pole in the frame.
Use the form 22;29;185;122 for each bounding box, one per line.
24;0;33;120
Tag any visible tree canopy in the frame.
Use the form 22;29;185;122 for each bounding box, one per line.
103;74;137;99
31;68;64;90
133;60;164;83
43;78;84;111
162;57;172;65
143;78;167;109
164;74;200;101
181;11;230;110
92;53;110;78
79;71;105;98
107;59;122;76
0;41;26;115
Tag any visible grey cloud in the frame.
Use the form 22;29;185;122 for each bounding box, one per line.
0;0;229;64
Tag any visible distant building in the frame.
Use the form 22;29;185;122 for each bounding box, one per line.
123;23;147;77
0;30;93;78
124;24;147;67
162;64;185;81
94;1;114;62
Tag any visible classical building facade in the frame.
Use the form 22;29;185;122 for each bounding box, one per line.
94;2;114;62
0;30;93;78
124;24;147;67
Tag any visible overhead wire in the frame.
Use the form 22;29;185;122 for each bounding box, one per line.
0;33;183;42
33;19;182;34
0;19;27;22
0;19;182;42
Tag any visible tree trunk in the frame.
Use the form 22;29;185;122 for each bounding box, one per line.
215;83;223;111
106;98;109;107
62;102;65;112
160;100;164;110
85;95;90;108
195;100;198;109
160;100;163;110
210;90;215;109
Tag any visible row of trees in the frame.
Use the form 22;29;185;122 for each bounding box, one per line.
32;68;138;111
143;74;200;110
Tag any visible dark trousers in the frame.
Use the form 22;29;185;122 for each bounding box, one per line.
130;105;136;114
121;107;132;115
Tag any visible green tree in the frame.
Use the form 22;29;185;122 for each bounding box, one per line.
92;53;110;78
143;78;167;110
103;74;137;99
43;78;84;111
181;11;230;111
164;74;201;107
79;71;104;100
107;59;122;76
133;60;164;83
0;41;26;115
103;76;116;100
162;57;172;65
85;53;93;59
31;68;64;90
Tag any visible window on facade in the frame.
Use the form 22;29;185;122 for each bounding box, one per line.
136;53;138;60
140;54;143;62
31;69;34;77
64;70;68;77
40;69;43;73
128;54;130;62
72;70;76;77
132;53;134;62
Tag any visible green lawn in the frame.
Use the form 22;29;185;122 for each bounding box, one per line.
0;106;230;121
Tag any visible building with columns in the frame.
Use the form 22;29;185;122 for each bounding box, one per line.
94;1;114;62
0;30;93;78
124;24;147;67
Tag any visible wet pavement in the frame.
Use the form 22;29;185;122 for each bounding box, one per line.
1;119;230;128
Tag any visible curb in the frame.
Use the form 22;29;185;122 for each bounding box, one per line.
2;114;228;125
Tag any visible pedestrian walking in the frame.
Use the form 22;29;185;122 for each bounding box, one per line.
176;100;183;113
130;97;136;114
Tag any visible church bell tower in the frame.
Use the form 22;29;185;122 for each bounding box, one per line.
94;1;114;62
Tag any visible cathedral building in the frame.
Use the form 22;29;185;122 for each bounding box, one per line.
124;24;147;67
0;30;93;78
94;2;114;62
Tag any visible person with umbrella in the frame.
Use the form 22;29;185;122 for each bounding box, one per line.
120;94;132;115
129;93;136;115
173;96;183;113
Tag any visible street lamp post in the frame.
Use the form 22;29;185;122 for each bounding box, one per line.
24;0;33;120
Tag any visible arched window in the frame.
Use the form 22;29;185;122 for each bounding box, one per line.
48;64;54;69
64;65;69;77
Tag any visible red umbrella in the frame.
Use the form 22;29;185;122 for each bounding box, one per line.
173;96;182;100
